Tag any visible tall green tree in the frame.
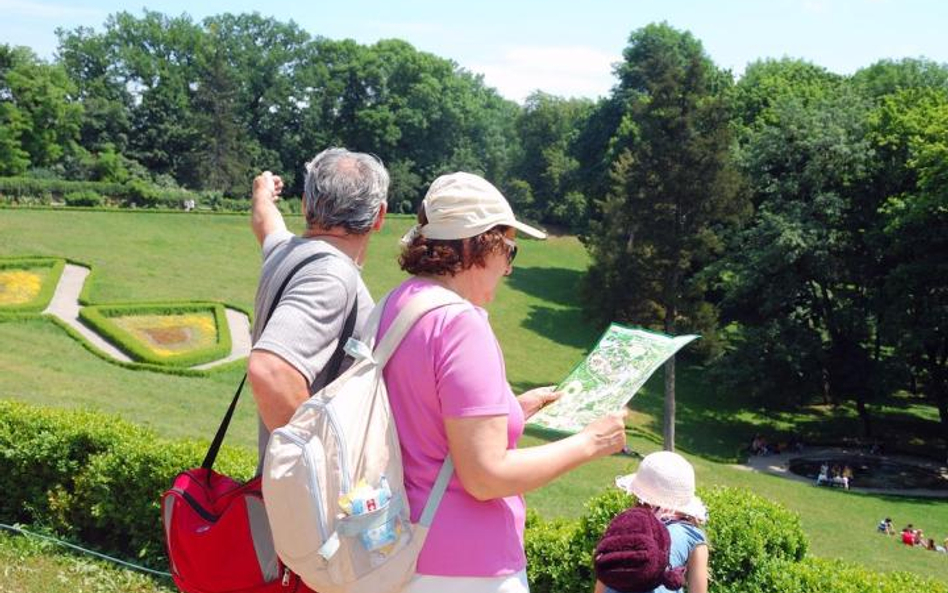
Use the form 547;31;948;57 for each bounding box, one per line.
732;58;842;130
56;25;132;153
719;85;881;434
183;24;255;195
513;91;592;227
0;45;83;172
852;57;948;100
90;11;202;180
583;23;745;450
870;89;948;450
199;13;309;187
0;46;31;175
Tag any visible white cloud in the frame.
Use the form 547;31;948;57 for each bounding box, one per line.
471;45;619;103
0;0;102;19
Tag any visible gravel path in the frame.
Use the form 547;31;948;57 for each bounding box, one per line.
43;263;251;369
194;307;252;370
44;264;132;363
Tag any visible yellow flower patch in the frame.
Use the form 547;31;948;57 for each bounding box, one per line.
112;312;218;357
0;270;44;306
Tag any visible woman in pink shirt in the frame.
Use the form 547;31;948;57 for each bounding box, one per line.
380;172;628;593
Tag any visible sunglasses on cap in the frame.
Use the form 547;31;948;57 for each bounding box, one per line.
502;237;518;264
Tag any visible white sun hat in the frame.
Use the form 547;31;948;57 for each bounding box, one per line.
402;171;546;242
615;451;708;524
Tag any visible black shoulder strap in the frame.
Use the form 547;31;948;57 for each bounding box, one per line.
201;252;359;472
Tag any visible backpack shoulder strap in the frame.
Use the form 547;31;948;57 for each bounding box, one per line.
371;287;465;529
371;288;466;367
202;251;352;472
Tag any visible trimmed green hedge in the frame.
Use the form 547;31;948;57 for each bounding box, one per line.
701;485;808;586
0;176;260;212
0;177;126;201
63;190;105;207
47;316;243;377
0;176;203;209
78;302;232;367
721;557;948;593
1;400;945;590
0;400;256;568
0;257;65;314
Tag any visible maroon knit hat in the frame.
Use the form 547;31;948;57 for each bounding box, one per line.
594;507;686;593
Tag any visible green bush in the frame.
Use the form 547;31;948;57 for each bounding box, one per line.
0;400;127;526
63;190;105;207
123;179;160;207
701;485;808;586
78;302;232;367
524;512;582;593
0;177;126;201
2;399;943;588
0;400;256;569
722;557;948;593
0;176;209;210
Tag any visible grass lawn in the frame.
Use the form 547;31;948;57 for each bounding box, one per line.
0;531;173;593
1;207;947;584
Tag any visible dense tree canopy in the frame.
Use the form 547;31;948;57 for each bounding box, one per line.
44;11;522;203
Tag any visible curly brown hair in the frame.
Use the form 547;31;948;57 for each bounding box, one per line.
399;208;510;276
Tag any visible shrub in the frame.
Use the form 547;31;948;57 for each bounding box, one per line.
701;485;808;586
0;176;253;211
63;190;105;207
0;400;127;526
0;400;256;569
721;557;948;593
123;179;160;207
0;176;126;201
524;513;582;593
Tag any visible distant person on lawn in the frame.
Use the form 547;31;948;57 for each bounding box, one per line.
247;148;388;470
876;517;894;535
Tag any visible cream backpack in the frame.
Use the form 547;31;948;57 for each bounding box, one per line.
262;288;462;593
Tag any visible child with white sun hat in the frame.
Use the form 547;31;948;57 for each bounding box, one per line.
594;451;710;593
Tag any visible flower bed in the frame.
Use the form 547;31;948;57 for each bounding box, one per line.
0;257;65;313
79;302;231;367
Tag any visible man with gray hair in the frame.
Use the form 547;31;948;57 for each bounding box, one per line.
247;148;388;465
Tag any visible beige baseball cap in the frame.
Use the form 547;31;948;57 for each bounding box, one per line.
411;172;546;241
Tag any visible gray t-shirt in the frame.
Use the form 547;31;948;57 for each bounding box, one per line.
252;229;374;462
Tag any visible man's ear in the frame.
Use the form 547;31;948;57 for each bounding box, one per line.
372;202;388;231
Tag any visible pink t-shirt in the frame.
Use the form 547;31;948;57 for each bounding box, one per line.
379;277;526;577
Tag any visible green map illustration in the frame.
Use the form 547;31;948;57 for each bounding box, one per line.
528;324;699;433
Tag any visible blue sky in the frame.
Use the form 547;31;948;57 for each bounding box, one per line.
1;0;946;102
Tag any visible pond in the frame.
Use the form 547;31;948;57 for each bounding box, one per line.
788;456;948;490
